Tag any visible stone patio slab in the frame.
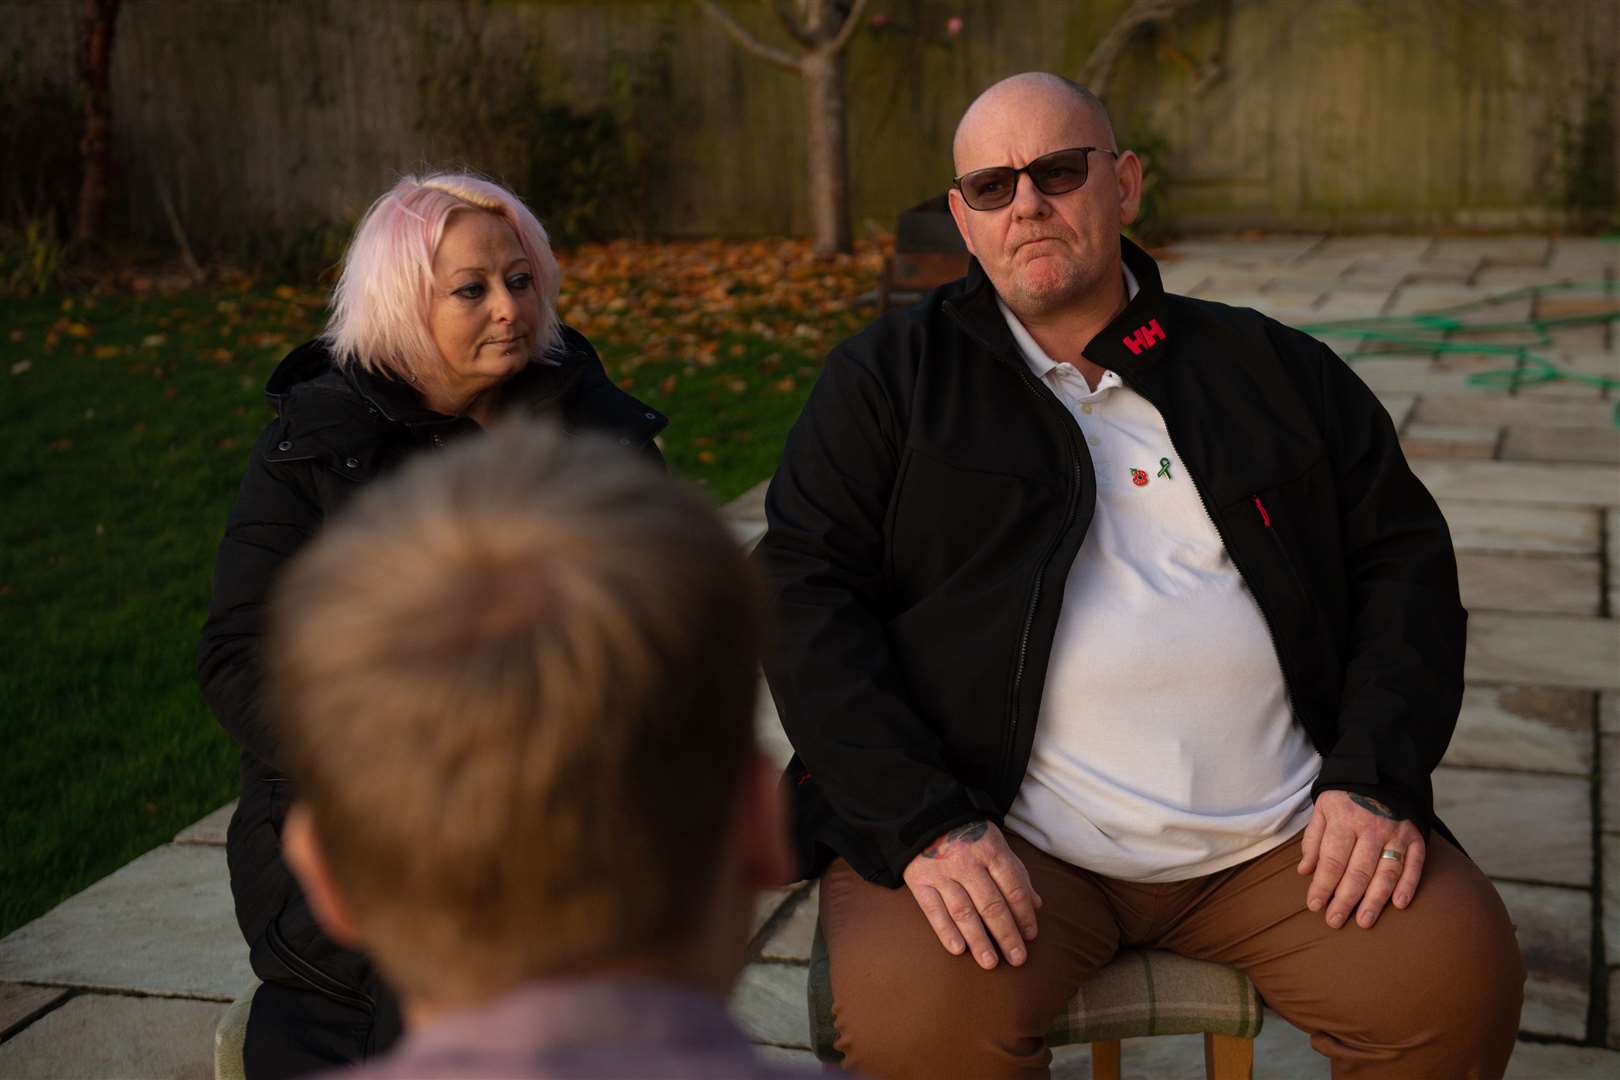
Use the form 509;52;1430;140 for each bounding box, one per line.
1437;500;1599;555
0;844;251;1000
1503;1041;1620;1078
1536;295;1620;320
1306;291;1396;322
1429;237;1552;266
0;993;222;1080
0;983;68;1040
1385;285;1490;315
1609;510;1620;616
721;478;769;523
1442;686;1594;776
1456;553;1602;615
1602;692;1619;735
1449;296;1537;324
1348;359;1486;397
1433;767;1590;886
1613;969;1620;1050
1401;423;1499;460
1495;881;1591;1040
751;885;802;943
759;885;818;964
1603;837;1620;979
173;801;235;846
1501;426;1620;465
730;961;810;1048
758;1044;820;1067
1472;266;1576;290
1603;736;1619;836
1538;324;1611;357
1375;393;1416;431
1410;459;1619;508
1156;264;1212;296
727;518;767;551
1465;613;1620;690
755;676;792;768
1412;394;1618;430
1317;236;1433;257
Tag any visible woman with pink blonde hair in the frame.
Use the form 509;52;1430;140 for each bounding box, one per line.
197;171;665;1079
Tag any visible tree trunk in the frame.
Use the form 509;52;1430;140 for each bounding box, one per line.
76;0;121;246
802;49;852;256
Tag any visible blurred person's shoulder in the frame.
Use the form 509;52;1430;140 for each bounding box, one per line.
312;979;832;1080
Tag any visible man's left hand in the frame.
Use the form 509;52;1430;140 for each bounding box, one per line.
1298;791;1425;929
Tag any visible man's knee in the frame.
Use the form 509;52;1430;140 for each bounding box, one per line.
831;958;1048;1077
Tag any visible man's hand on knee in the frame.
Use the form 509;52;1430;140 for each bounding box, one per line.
1298;791;1426;930
902;820;1042;970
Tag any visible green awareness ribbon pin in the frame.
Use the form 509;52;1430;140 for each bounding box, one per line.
1157;457;1172;479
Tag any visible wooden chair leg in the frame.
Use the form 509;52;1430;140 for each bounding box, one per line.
1090;1039;1122;1080
1203;1032;1254;1080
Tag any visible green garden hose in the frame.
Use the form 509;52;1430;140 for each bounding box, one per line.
1296;280;1620;426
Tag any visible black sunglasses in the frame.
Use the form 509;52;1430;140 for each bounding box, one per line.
953;147;1119;211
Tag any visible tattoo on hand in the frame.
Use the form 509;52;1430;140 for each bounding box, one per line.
921;820;990;859
1349;793;1399;820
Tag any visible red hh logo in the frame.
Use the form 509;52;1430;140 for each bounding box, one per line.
1121;318;1166;356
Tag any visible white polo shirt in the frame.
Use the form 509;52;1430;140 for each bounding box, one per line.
999;279;1320;883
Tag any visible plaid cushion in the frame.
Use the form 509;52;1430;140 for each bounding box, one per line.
213;982;258;1080
808;927;1261;1062
1047;948;1263;1044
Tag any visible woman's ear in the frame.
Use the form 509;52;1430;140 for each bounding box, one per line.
281;803;365;948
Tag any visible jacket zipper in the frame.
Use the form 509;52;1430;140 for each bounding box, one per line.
939;299;1091;792
1002;368;1085;786
265;916;374;1011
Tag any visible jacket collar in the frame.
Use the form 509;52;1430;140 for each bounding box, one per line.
264;336;584;429
946;236;1173;377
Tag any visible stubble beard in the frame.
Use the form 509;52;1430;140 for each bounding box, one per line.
999;254;1094;320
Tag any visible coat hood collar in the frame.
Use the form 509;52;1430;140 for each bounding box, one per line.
949;236;1173;376
263;339;337;413
263;335;586;428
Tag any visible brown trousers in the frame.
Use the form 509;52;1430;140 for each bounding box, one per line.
821;829;1524;1079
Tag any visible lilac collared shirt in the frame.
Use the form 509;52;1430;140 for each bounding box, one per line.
323;977;821;1080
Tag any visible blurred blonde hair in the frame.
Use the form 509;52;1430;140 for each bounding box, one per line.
266;424;764;1001
323;171;563;384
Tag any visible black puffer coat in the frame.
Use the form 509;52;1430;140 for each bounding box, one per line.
197;326;666;1006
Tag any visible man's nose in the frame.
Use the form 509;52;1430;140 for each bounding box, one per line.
1008;172;1049;219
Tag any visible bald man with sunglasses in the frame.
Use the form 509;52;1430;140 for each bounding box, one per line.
755;73;1524;1079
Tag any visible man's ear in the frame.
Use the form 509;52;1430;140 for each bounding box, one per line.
282;803;365;948
946;188;980;258
1115;149;1145;228
736;752;796;890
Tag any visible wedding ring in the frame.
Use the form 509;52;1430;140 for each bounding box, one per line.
1379;849;1403;862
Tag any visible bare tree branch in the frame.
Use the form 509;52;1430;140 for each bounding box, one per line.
1079;0;1202;98
772;0;815;48
818;0;871;56
697;0;799;71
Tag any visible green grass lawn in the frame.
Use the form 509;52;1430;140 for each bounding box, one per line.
0;244;876;936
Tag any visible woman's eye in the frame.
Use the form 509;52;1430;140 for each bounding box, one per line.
507;273;532;292
454;283;485;300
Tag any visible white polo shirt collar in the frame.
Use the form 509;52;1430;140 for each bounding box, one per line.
997;265;1140;395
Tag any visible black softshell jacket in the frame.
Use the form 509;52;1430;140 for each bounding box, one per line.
197;327;666;1002
756;238;1467;887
